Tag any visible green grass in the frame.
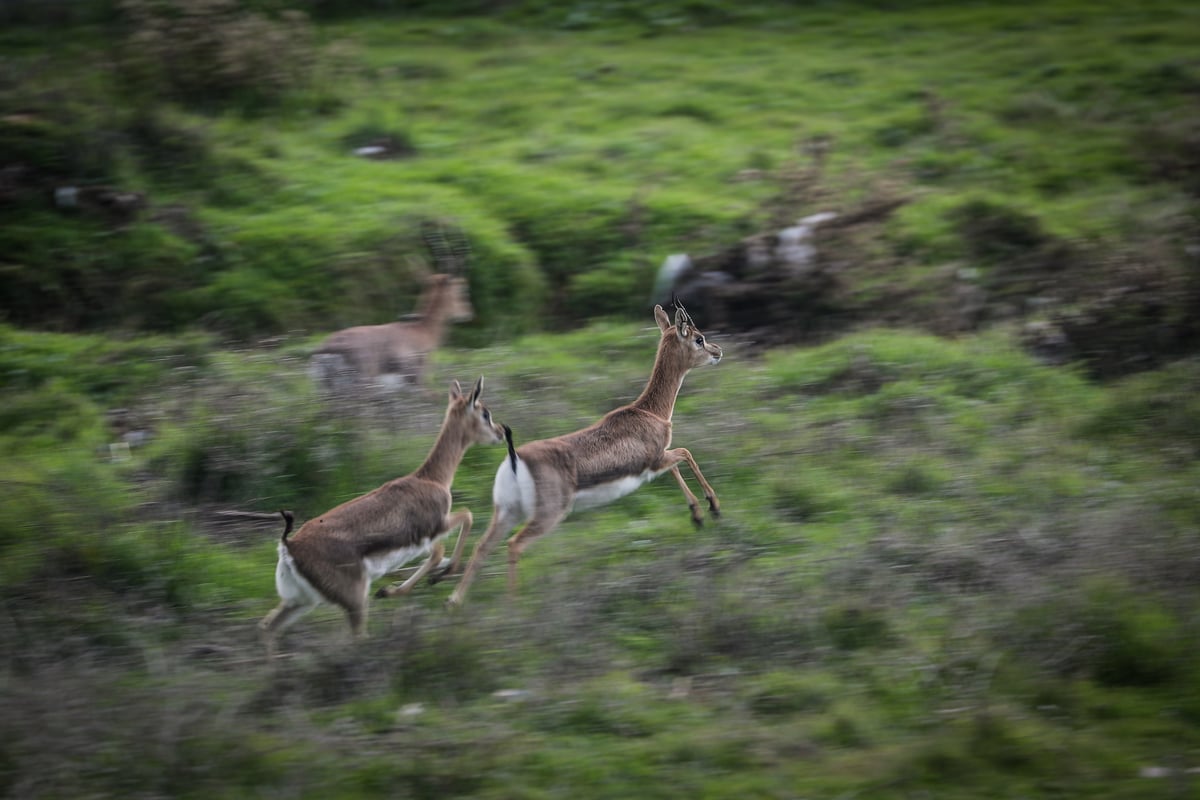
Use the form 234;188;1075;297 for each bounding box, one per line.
2;2;1200;796
3;320;1198;796
3;0;1198;337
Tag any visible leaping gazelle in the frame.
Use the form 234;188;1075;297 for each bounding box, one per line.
260;377;505;657
445;304;723;607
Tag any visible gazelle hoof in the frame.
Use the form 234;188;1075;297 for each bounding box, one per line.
428;559;455;585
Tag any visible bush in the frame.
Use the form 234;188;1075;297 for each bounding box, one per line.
1003;578;1185;687
950;199;1051;264
821;603;894;652
170;396;367;511
117;0;317;109
743;671;835;717
0;454;137;591
1135;112;1200;197
1077;359;1200;458
0;109;118;184
0;325;210;406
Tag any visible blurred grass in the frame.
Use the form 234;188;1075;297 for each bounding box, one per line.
3;0;1198;336
2;1;1200;796
3;319;1198;796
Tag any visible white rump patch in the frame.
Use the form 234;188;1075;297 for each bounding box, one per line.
376;373;407;390
275;542;324;606
493;456;536;519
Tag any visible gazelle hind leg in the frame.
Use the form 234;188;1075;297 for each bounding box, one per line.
345;577;372;640
259;599;317;660
505;510;568;596
447;505;521;608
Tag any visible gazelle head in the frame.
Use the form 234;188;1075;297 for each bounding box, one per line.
654;303;722;369
419;273;474;323
447;376;505;445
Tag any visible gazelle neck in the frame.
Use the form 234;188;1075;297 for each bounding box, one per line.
632;342;688;421
413;413;469;486
417;281;452;334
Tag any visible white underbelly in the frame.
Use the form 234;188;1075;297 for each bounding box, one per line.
363;541;435;582
573;469;661;511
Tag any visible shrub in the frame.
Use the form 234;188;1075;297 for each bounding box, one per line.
769;470;853;523
0;108;118;184
0;325;210;406
530;674;667;738
1050;264;1200;379
0;381;103;454
1003;578;1185;687
390;620;501;704
117;0;317;109
170;397;368;511
661;578;819;673
821;603;894;652
950;199;1050;264
743;671;835;717
565;255;653;320
0;0;117;24
1134;112;1200;197
884;458;949;496
0;212;212;332
499;185;628;321
1077;359;1200;458
0;453;144;594
873;108;937;148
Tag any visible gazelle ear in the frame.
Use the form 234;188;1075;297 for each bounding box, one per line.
449;380;463;401
471;376;484;407
654;304;672;333
673;307;690;338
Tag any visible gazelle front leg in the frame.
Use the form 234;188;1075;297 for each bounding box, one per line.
669;466;704;527
662;447;720;525
430;509;473;583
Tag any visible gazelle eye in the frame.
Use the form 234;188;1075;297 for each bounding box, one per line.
483;409;491;422
694;335;704;346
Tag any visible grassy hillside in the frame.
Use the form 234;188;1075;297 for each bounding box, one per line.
2;1;1199;797
3;322;1199;797
2;0;1198;345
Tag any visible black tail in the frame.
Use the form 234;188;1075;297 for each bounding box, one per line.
279;509;294;541
503;424;517;475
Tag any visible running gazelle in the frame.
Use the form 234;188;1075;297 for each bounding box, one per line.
445;304;722;607
260;378;505;656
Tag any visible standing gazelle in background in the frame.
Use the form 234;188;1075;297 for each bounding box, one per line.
260;378;505;657
311;222;474;391
446;304;722;607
